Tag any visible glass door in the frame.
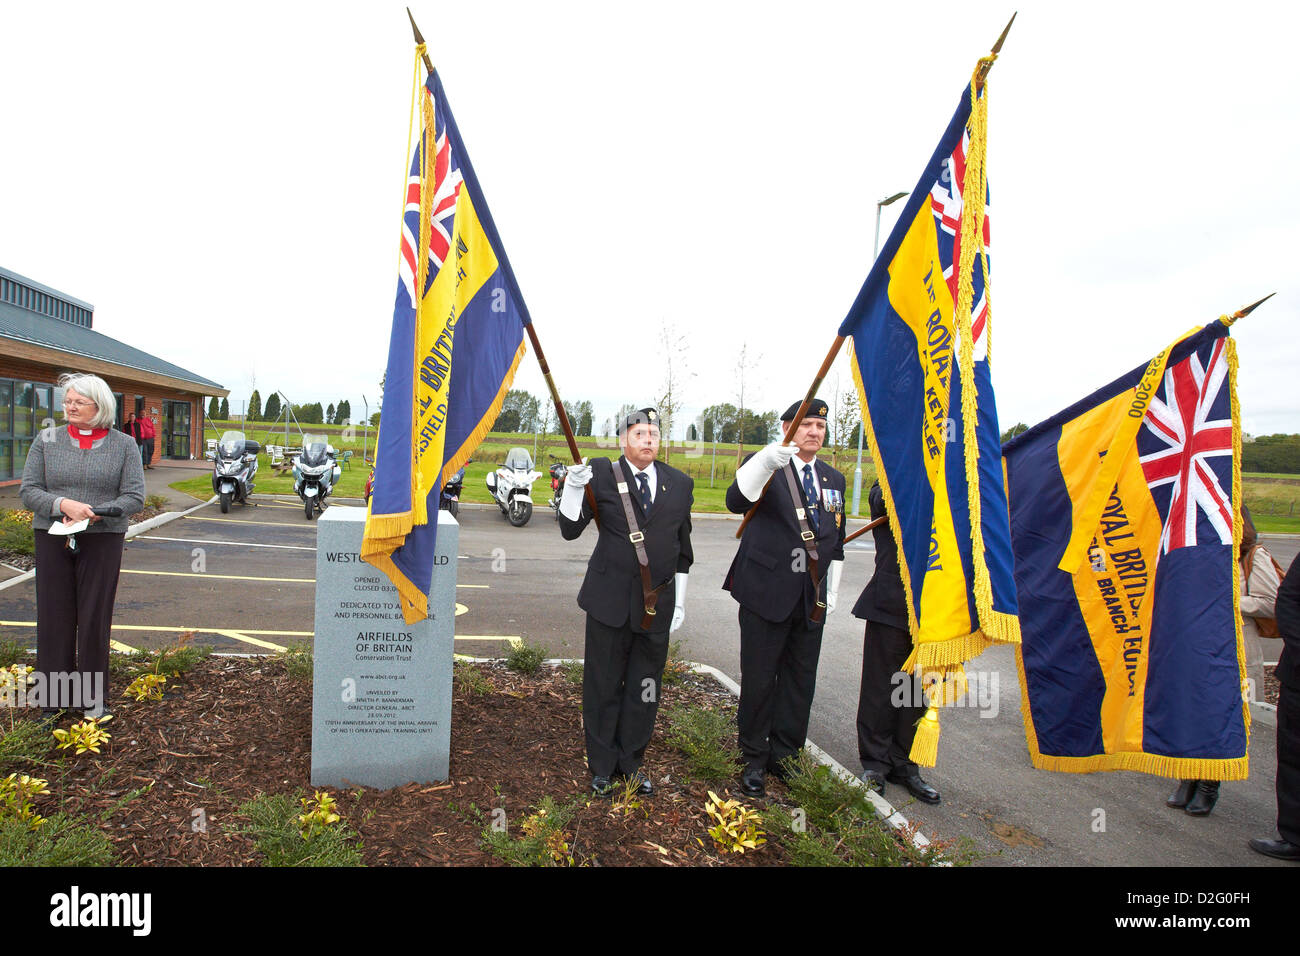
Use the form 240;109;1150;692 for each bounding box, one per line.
164;400;191;458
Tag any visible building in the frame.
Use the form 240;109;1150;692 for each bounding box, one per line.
0;265;227;483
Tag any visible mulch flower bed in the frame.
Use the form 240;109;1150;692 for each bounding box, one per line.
8;657;873;867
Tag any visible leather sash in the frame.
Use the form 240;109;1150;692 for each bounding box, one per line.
616;461;668;631
781;462;826;624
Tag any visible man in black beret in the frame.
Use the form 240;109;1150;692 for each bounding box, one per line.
724;398;846;797
559;407;694;796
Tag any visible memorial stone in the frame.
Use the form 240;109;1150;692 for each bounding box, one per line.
310;508;456;788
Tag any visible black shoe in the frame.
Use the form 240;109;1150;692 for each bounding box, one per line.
859;769;886;793
621;770;653;796
591;775;615;797
740;767;766;798
1184;781;1220;816
887;770;941;805
1248;837;1300;862
1166;779;1197;808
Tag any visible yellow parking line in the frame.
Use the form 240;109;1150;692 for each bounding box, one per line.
457;584;488;589
121;569;314;583
454;635;521;643
110;640;138;653
186;516;315;527
211;629;288;653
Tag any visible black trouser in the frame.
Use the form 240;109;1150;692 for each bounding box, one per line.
856;619;924;776
1278;679;1300;846
582;616;670;777
34;530;124;712
737;605;823;771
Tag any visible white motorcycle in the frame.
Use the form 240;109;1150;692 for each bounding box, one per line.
294;433;341;520
485;446;541;527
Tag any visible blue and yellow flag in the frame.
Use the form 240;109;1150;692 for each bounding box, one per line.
363;65;530;624
1002;319;1248;778
839;74;1020;762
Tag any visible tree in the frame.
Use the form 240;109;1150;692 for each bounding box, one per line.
655;320;693;463
336;399;351;425
327;403;336;426
494;389;538;433
208;397;219;420
733;343;760;463
264;392;282;422
828;386;861;469
686;423;698;442
562;400;594;438
370;411;381;427
1000;422;1029;443
699;403;738;443
248;390;262;422
219;398;229;420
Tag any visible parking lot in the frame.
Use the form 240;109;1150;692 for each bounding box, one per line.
0;496;525;659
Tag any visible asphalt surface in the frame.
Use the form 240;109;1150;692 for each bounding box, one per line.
0;494;1295;867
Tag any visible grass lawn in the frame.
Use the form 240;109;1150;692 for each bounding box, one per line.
169;455;371;501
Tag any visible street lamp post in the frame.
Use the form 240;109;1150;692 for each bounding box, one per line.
852;190;908;516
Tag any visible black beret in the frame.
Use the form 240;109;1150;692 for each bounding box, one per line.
618;407;660;435
780;398;829;422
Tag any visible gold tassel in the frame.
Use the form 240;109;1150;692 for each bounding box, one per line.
909;707;941;766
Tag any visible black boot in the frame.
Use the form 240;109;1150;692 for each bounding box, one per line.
1184;780;1220;816
1166;779;1197;808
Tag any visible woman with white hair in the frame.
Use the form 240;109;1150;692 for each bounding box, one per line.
20;372;145;718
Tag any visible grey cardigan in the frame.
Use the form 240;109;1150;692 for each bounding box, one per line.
20;426;147;534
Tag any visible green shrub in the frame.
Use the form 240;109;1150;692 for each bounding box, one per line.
661;640;692;687
0;813;115;866
280;644;313;683
144;493;169;511
454;660;492;695
560;659;583;686
481;794;580;867
235;791;363;867
0;515;33;557
505;641;547;676
775;751;973;866
0;717;52;773
665;705;741;783
0;640;27;668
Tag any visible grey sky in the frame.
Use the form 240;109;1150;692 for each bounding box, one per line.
2;0;1295;444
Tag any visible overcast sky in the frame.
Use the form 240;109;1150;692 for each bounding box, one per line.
2;1;1296;445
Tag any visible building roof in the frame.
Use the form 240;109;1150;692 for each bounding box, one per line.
0;295;225;394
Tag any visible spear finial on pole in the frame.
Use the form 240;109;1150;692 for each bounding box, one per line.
407;8;434;74
1222;293;1275;327
975;12;1016;91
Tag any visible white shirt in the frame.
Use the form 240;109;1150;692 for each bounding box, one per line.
624;458;658;504
795;456;820;501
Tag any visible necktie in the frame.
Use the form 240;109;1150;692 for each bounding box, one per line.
636;472;653;517
802;463;820;532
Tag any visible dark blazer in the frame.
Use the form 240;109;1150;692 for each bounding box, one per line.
560;456;694;634
723;453;847;624
1277;553;1300;689
851;481;909;630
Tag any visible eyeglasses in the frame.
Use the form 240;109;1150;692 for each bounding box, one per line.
62;400;97;409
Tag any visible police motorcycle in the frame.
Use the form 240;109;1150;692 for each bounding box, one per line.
441;463;467;517
210;430;261;514
294;433;341;520
485;446;540;527
547;456;568;521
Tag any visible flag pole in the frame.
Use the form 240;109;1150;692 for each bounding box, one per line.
407;9;597;523
734;335;846;538
843;514;886;545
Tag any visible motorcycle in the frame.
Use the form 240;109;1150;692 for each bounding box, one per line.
441;463;467;516
547;457;568;521
210;430;261;513
294;433;340;520
485;446;540;527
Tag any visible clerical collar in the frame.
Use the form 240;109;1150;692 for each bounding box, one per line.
68;425;108;450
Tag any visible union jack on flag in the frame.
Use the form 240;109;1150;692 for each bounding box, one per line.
929;131;992;359
1138;335;1234;555
398;86;464;306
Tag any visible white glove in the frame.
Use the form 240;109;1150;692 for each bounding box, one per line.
670;572;688;632
559;459;591;521
735;441;797;501
825;560;843;615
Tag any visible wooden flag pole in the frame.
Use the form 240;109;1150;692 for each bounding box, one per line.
406;9;597;525
843;514;887;546
524;324;601;525
734;335;847;538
